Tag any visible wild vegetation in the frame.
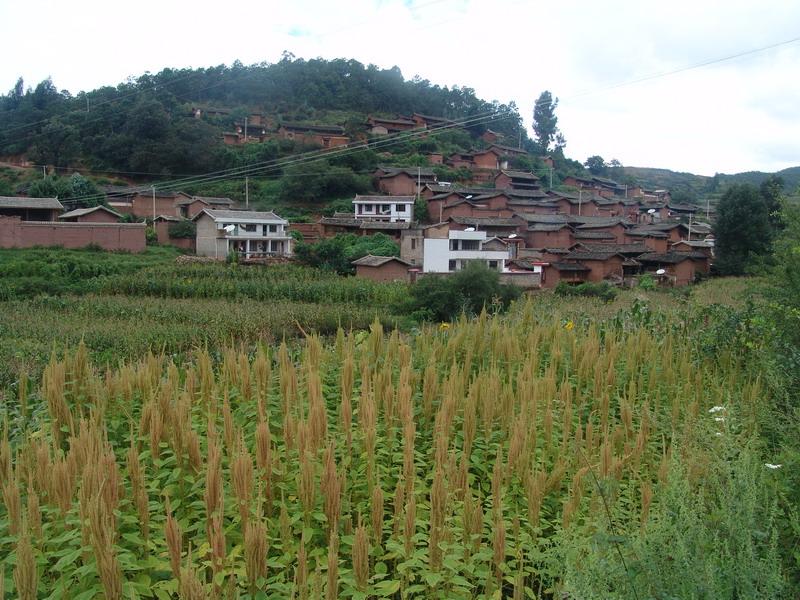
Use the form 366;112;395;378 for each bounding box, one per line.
0;277;795;598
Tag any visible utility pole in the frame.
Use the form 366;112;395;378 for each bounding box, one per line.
549;167;553;190
245;176;249;208
152;186;156;221
578;189;582;216
42;166;46;179
244;116;248;141
687;212;693;242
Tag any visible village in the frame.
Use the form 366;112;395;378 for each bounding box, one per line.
0;112;713;289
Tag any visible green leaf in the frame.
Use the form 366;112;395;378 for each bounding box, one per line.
374;579;401;596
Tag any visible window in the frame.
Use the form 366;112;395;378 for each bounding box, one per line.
488;260;499;270
449;260;457;271
411;238;416;250
242;223;257;232
364;205;374;212
381;204;391;213
268;224;278;233
396;204;408;212
461;240;479;251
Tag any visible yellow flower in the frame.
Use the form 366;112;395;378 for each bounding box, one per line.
439;322;450;331
564;320;574;331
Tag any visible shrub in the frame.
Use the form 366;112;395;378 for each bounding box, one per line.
167;220;196;239
555;280;617;302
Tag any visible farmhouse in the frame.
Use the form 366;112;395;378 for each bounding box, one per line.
193;209;292;260
0;196;63;221
422;225;511;273
353;194;414;223
59;205;123;223
277;123;350;148
351;255;412;282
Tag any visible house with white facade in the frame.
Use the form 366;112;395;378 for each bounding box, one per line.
193;209;292;259
422;227;511;273
353;194;414;223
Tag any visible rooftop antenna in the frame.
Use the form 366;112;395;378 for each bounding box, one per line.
656;268;666;275
224;224;236;233
465;227;475;232
508;233;518;238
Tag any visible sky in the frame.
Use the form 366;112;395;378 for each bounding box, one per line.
1;0;798;176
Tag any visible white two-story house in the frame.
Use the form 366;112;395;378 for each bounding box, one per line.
422;228;511;273
194;209;292;259
353;194;414;223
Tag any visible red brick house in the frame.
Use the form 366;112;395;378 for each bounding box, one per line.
472;148;504;170
277;124;350;148
374;167;437;196
562;250;625;282
637;252;706;286
494;170;541;191
58;205;122;223
541;262;590;287
367;116;419;135
0;196;63;221
104;187;193;219
352;255;411;282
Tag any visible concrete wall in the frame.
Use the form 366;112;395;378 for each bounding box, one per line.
400;229;423;266
0;216;145;252
195;214;229;259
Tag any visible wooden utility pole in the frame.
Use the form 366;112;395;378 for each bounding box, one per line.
245;176;249;208
152;186;156;221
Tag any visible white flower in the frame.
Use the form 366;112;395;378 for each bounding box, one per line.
709;406;725;414
765;463;782;470
714;417;725;422
715;432;723;436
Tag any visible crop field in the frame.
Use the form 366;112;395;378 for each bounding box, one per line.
0;275;791;598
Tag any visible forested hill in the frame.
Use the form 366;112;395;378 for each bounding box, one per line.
618;165;800;199
0;56;527;177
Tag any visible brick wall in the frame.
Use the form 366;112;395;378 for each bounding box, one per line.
0;216;146;252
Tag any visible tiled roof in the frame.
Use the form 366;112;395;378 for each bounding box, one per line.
580;243;650;254
527;223;569;231
376;166;436;178
573;231;616;239
197;209;285;222
565;250;624;261
450;216;519;227
551;262;590;271
354;194;415;203
507;189;549;198
0;196;63;210
281;123;346;134
637;252;701;264
490;144;527;154
514;213;569;223
58;205;122;219
352;254;410;267
192;196;234;205
499;170;540;181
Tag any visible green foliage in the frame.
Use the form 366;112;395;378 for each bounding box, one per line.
167;220;196;238
279;160;370;204
584;155;606;176
532;90;562;153
27;173;102;207
563;450;785;599
555;280;617;302
715;184;773;275
403;262;521;321
638;273;656;290
294;233;400;275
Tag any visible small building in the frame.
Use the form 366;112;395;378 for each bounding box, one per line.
352;255;411;282
422;227;511;273
176;196;235;219
277;123;350;148
58;205;123;223
103;187;193;219
494;170;541;191
374;167;437;196
193;209;292;260
353;194;415;223
637;252;707;286
542;262;590;287
367;116;419;135
0;196;63;221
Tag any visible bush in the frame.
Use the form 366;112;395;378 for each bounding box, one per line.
167;220;196;239
638;273;656;290
402;262;521;322
555;280;617;302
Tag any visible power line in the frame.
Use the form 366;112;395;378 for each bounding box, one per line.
564;34;800;101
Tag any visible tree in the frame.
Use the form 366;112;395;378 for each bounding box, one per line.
532;91;562;153
759;175;785;232
714;184;773;275
584;155;607;176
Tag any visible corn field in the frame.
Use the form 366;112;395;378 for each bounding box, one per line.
0;299;777;599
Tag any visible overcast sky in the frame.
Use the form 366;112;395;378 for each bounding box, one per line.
1;0;798;176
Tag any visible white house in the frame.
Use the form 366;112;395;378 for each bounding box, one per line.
193;209;292;259
352;194;414;223
422;229;511;273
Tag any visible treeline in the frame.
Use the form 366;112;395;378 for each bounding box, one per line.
0;56;527;178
